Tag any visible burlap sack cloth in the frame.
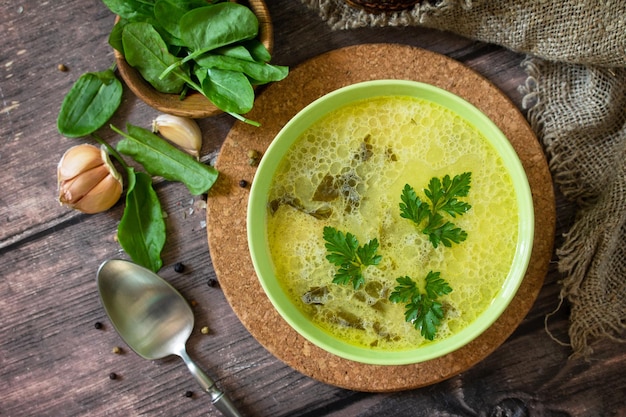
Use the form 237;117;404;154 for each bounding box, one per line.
301;0;626;357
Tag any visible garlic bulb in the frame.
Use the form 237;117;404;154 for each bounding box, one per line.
57;144;123;214
152;114;202;159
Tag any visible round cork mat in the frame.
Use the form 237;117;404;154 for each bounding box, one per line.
207;44;555;392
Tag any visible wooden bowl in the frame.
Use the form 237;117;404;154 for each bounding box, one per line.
114;0;273;118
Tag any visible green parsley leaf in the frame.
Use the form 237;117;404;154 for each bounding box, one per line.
357;238;383;268
399;184;429;224
323;227;358;266
323;226;382;289
388;275;419;304
400;172;472;248
422;214;468;248
408;295;444;341
334;263;365;289
426;173;472;217
389;272;452;340
424;271;453;299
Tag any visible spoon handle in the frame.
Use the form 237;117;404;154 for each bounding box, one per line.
179;349;244;417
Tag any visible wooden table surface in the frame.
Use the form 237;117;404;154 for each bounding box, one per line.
1;1;624;416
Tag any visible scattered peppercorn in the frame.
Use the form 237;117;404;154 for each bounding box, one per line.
173;262;185;273
112;346;122;354
184;390;194;398
239;179;248;188
207;278;219;288
201;326;210;335
247;149;261;166
94;321;103;330
109;372;118;380
58;63;68;72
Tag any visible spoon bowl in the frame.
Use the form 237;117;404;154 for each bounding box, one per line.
97;259;243;417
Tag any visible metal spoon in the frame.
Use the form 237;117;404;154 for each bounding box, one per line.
97;259;243;417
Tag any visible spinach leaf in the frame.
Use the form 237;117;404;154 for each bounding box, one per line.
154;0;207;41
113;124;218;195
214;45;257;62
195;54;288;84
122;22;187;93
117;167;166;273
214;40;272;64
57;68;122;138
108;18;127;53
179;3;258;57
199;68;254;114
101;0;155;21
240;39;272;63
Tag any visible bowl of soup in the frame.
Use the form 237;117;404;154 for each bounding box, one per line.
247;80;534;365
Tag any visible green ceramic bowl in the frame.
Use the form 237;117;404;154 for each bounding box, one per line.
247;80;534;365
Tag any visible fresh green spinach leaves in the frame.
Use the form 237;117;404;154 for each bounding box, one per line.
113;124;218;196
122;22;188;93
178;3;258;58
56;0;286;272
153;0;207;43
118;167;166;272
101;0;155;21
195;54;289;85
200;68;255;115
57;67;122;137
102;0;288;124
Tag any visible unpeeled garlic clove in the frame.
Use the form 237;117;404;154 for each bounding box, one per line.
152;114;202;159
57;144;123;214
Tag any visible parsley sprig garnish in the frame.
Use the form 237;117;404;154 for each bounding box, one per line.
400;172;472;248
389;272;453;340
323;226;382;289
321;172;471;341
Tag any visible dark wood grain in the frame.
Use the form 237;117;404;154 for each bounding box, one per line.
1;1;624;416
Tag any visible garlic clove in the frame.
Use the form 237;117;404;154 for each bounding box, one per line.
57;144;103;182
59;165;110;204
152;114;202;159
57;144;123;214
72;171;123;214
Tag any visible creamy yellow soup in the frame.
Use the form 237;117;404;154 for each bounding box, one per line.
266;96;518;350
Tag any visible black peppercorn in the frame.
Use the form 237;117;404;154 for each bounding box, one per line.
109;372;118;380
207;278;219;288
173;262;185;273
239;179;248;188
184;390;193;398
94;321;103;330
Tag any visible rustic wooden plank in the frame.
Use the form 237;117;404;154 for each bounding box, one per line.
0;1;114;244
0;180;348;417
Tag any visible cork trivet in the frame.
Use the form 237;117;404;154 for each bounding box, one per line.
207;44;555;392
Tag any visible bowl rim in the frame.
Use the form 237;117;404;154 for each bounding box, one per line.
247;79;535;365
